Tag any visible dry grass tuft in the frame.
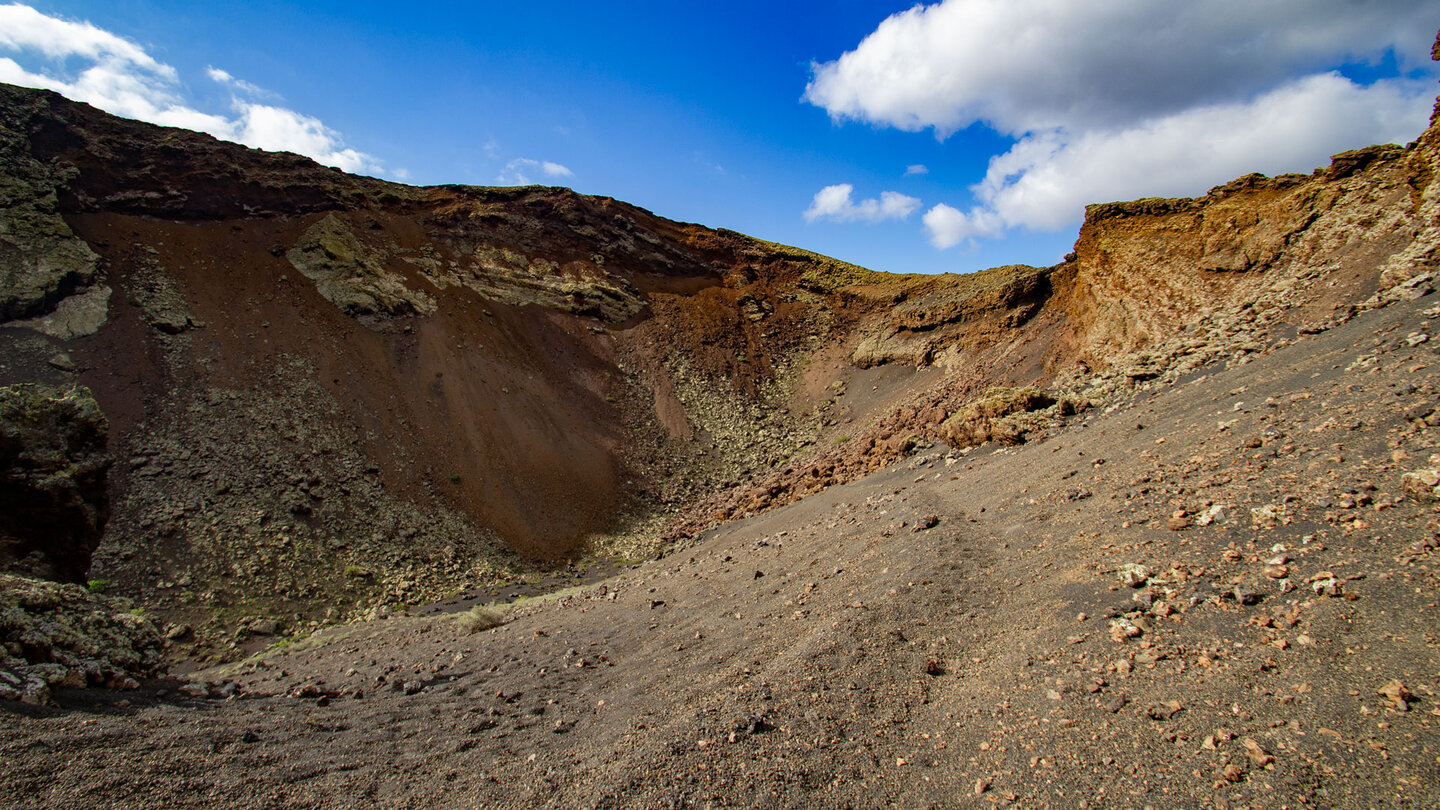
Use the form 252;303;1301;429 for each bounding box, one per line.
455;604;506;634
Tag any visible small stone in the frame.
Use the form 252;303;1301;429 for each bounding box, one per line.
1196;504;1226;526
1378;680;1412;711
1222;763;1247;782
1116;564;1151;588
178;682;209;698
1242;738;1274;767
1401;469;1440;501
1145;700;1183;720
248;618;279;636
21;682;52;705
1109;619;1142;641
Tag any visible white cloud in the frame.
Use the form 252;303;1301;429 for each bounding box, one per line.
230;103;380;174
0;3;384;176
805;0;1438;137
922;203;1001;248
495;158;575;185
927;73;1433;243
904;164;928;176
0;3;167;74
205;66;266;97
804;184;921;224
807;0;1440;250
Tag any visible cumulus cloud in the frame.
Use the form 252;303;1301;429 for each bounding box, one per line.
495;158;574;186
923;203;1001;248
923;73;1433;247
904;164;928;176
808;0;1440;249
0;3;384;175
804;184;921;224
805;0;1437;137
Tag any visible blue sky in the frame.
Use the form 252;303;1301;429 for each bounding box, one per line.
2;1;1438;275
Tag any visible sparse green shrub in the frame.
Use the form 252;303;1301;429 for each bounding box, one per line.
449;473;462;484
86;578;108;594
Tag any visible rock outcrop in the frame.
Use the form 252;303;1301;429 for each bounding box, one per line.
0;90;102;329
0;384;111;583
0;572;163;703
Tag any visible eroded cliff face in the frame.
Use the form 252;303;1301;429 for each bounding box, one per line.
0;82;939;652
1052;140;1431;376
664;82;1440;533
1;70;1437;657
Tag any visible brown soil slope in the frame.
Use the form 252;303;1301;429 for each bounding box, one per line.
2;257;1436;810
8;74;1440;657
4;73;1440;661
0;83;949;645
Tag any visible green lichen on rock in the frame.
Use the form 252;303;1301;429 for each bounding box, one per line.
287;212;436;318
0;384;112;583
0;572;164;703
0;92;101;323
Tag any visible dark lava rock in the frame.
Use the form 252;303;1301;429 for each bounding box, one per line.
0;384;112;583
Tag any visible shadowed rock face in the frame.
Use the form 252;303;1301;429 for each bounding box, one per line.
0;92;100;325
0;384;111;583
